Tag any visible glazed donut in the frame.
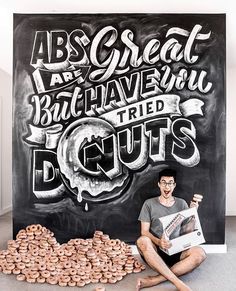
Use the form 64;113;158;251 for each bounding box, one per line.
109;266;117;273
6;263;15;270
25;262;32;268
36;224;42;231
78;256;87;262
77;269;85;276
56;262;64;269
101;234;109;241
109;239;116;246
72;275;81;282
30;271;40;279
94;230;104;237
118;270;127;277
49;256;58;263
103;271;112;279
30;250;39;257
77;280;86;287
113;245;121;251
14;256;22;263
85;261;92;269
91;278;99;284
39;249;47;257
41;270;50;278
108;277;117;284
0;253;5;259
69;268;77;276
26;225;32;232
58;280;67;287
2;268;12;274
193;194;203;199
12;268;21;275
19;249;27;254
85;278;91;284
26;277;36;283
62;269;70;276
34;231;42;237
134;261;142;268
64;250;72;257
21;255;30;263
79;262;87;269
46;276;58;285
63;261;72;269
37;276;46;283
73;239;81;246
50;270;58;277
56;249;64;256
116;275;123;281
93;272;102;280
41;227;47;233
140;264;146;270
92;261;100;267
100;277;108;284
46;262;55;271
133;267;142;273
61;275;70;283
81;240;89;246
87;250;96;258
16;274;26;281
30;225;38;232
6;256;14;263
68;281;76;287
101;265;109;272
59;255;68;262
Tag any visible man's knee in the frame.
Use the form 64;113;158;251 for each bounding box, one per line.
136;236;152;252
192;247;207;266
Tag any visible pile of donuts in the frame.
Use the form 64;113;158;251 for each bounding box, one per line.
0;224;145;286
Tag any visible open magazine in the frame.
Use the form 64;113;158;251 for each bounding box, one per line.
159;207;205;255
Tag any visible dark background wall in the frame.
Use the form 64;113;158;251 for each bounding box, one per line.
13;14;225;244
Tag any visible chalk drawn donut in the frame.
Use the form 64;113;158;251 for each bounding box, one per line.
57;117;129;202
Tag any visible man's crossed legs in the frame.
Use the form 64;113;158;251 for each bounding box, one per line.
136;236;206;291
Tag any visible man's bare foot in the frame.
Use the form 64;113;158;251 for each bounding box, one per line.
136;275;192;291
136;276;160;290
176;281;193;291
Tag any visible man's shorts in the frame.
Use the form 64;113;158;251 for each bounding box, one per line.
141;248;181;267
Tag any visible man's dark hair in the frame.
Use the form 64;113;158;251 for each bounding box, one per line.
158;168;177;182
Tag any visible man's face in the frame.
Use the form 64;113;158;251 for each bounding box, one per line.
158;176;176;199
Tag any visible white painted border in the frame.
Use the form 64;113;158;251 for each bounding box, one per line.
131;244;227;255
0;205;12;216
0;97;1;214
226;211;236;216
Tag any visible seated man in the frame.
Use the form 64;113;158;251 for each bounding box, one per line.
136;168;206;291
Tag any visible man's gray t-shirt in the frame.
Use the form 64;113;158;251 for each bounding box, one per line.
138;197;188;239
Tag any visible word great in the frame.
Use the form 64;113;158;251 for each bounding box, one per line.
31;24;211;82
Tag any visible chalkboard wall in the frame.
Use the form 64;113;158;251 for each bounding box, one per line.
13;14;226;244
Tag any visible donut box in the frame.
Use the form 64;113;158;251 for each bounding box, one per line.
0;225;145;286
159;207;205;255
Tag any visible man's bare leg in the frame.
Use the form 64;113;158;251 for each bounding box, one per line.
136;236;206;290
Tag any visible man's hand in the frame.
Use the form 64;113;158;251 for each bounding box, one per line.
190;193;203;209
190;201;199;209
159;235;172;250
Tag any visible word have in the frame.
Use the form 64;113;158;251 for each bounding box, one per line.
31;24;211;82
31;66;211;126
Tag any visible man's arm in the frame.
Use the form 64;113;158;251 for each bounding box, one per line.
140;221;171;250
